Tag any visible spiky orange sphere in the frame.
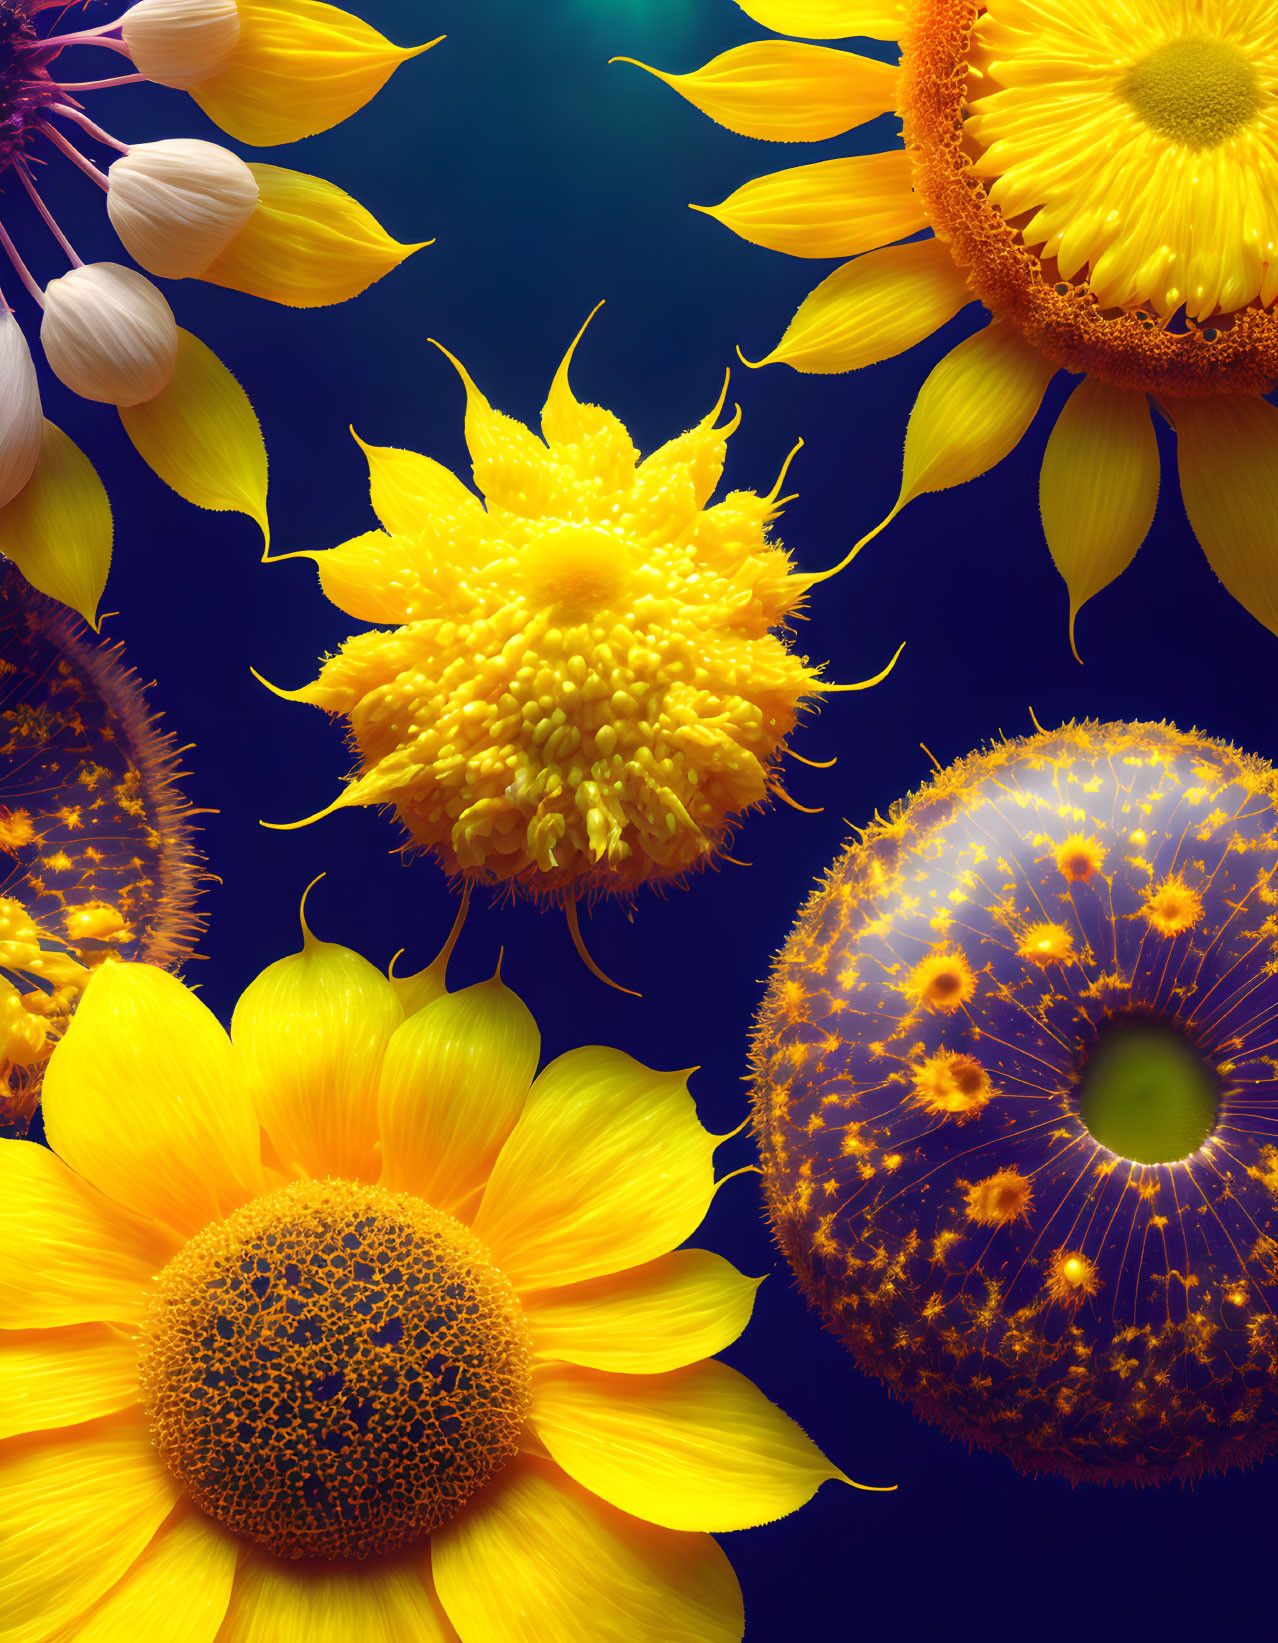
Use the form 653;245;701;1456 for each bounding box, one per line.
268;311;892;900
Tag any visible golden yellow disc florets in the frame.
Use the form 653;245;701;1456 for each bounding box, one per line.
139;1179;531;1560
276;314;883;898
1121;37;1261;150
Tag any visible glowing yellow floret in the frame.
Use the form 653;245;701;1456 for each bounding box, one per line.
267;309;893;902
909;947;977;1012
1046;1248;1100;1305
911;1048;992;1118
1141;873;1205;936
964;1167;1032;1226
1017;921;1075;966
1055;833;1106;883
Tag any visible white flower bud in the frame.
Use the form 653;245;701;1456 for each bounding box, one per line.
120;0;240;90
41;264;179;407
107;139;259;279
0;310;43;509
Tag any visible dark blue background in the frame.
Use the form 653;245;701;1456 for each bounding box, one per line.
19;1;1277;1636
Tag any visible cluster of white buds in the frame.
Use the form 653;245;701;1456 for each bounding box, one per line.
41;263;180;407
120;0;241;90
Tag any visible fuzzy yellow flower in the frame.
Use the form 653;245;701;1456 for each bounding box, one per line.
626;0;1278;655
0;902;881;1640
263;310;898;956
0;0;434;626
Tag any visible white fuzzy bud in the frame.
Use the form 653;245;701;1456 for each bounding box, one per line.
0;310;42;509
120;0;240;90
41;264;179;408
107;140;259;279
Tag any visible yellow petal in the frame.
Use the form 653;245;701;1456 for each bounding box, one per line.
432;342;562;518
693;151;924;258
0;1140;168;1328
190;0;438;146
617;42;895;141
352;428;482;535
0;1414;180;1643
70;1506;238;1643
539;308;639;491
473;1047;719;1292
0;420;110;629
229;914;402;1184
1170;392;1278;638
747;238;971;373
202;164;427;308
897;319;1057;504
41;963;264;1241
292;529;419;624
734;0;907;40
432;1453;743;1643
216;1547;453;1643
525;1249;761;1373
531;1361;848;1532
1040;376;1159;660
0;1325;140;1440
378;976;539;1219
119;328;267;543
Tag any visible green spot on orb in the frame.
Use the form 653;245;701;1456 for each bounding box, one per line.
1121;37;1261;151
1078;1023;1218;1165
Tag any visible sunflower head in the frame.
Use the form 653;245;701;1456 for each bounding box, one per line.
269;309;887;902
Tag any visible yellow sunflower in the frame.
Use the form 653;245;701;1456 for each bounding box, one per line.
0;898;879;1640
624;0;1278;656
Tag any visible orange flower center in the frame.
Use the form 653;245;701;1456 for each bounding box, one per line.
139;1179;531;1560
900;0;1278;396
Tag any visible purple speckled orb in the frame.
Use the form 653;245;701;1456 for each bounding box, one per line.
751;721;1278;1484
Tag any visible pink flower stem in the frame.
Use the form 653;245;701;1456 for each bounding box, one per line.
0;223;45;308
56;73;146;89
37;120;112;188
45;104;128;154
44;32;133;58
17;165;83;268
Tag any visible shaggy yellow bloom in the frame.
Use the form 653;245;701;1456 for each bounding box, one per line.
628;0;1278;654
266;311;897;910
0;0;433;625
0;903;883;1640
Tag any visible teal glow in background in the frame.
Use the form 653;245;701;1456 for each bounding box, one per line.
19;1;1276;1636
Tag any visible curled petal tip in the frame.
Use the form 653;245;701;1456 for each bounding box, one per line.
735;342;770;370
296;872;327;949
248;664;311;704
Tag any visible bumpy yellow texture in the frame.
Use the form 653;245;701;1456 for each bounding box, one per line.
281;322;837;896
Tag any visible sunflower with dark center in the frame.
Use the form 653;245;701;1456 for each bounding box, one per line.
625;0;1278;655
751;720;1278;1484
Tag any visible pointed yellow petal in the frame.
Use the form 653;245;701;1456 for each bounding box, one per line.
217;1547;452;1643
1040;376;1159;659
694;150;923;258
734;0;907;40
292;529;419;624
119;328;267;543
0;1140;168;1327
897;319;1057;505
42;963;264;1240
0;1324;140;1439
540;305;638;489
1170;392;1278;638
433;341;560;517
230;920;402;1184
202;164;426;308
432;1453;744;1643
473;1048;719;1291
352;429;481;535
0;1415;181;1643
532;1361;849;1531
525;1248;761;1373
0;420;110;629
749;238;971;373
190;0;438;146
378;977;539;1218
71;1506;238;1643
618;42;895;141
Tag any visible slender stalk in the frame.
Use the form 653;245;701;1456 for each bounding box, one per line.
45;104;128;154
56;73;145;89
37;120;112;188
44;32;133;58
0;223;45;308
17;165;83;267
